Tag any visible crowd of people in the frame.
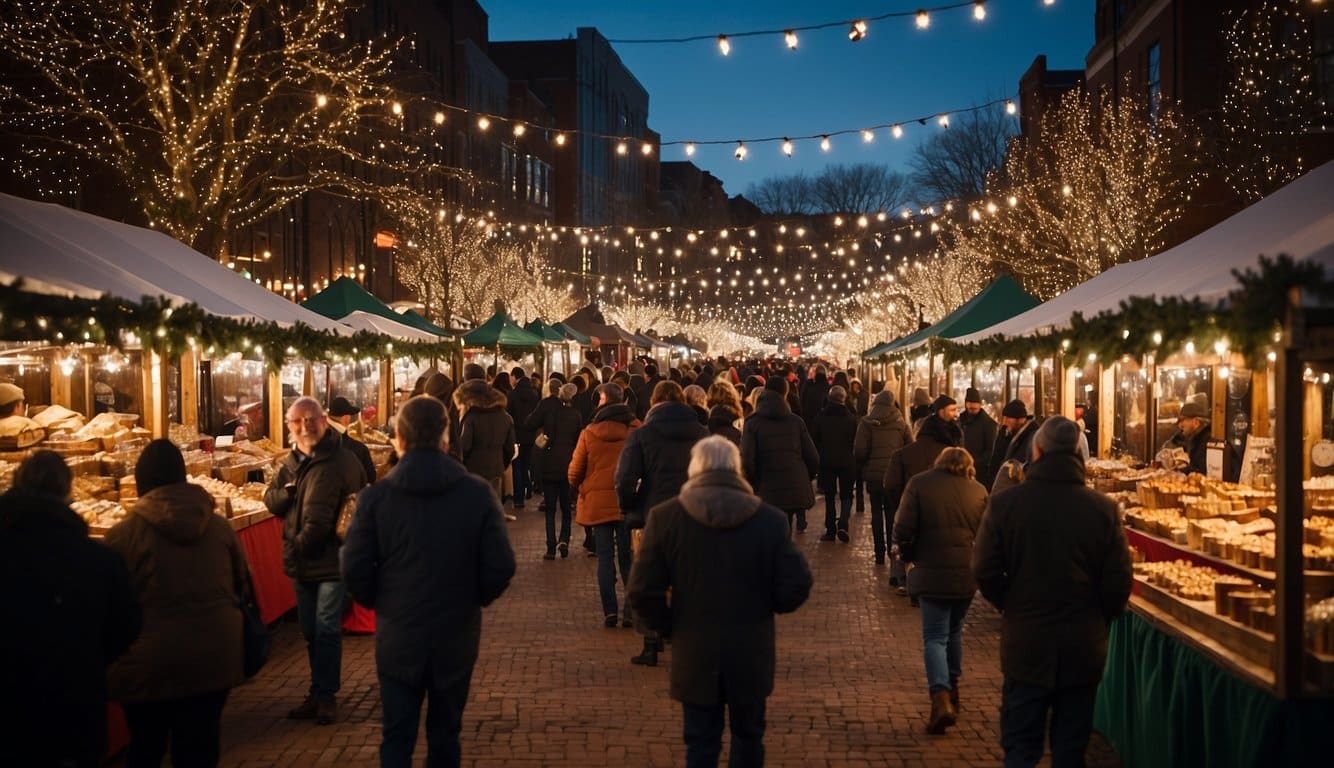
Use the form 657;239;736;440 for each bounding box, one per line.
1;354;1143;768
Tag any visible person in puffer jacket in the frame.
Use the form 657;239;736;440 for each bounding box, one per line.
854;390;912;565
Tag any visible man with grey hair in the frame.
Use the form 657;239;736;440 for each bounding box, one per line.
972;416;1132;767
629;436;812;767
264;396;367;725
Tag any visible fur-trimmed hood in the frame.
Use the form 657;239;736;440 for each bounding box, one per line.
453;379;508;415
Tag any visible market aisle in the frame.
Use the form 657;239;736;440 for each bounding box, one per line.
210;500;1111;767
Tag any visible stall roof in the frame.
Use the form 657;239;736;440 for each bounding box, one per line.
399;309;453;337
338;310;446;342
303;277;450;338
462;311;544;348
523;319;571;343
953;160;1334;344
561;304;641;346
862;275;1040;358
0;193;347;332
549;321;591;344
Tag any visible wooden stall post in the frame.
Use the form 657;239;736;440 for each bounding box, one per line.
1099;364;1115;458
378;358;392;427
142;350;169;439
1061;355;1077;419
180;347;199;428
302;360;314;397
1274;296;1305;698
267;372;283;448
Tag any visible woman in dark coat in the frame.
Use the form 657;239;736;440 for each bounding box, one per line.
527;383;583;558
892;447;988;734
105;440;249;767
741;383;820;535
706;404;742;446
854;391;913;565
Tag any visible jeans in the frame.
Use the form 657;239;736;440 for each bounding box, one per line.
919;596;972;693
867;488;891;559
122;689;229;768
682;697;766;768
293;579;346;701
820;467;854;534
513;442;532;505
543;479;572;552
379;670;471;768
1000;679;1098;768
594;520;633;617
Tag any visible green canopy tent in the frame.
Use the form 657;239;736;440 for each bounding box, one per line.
302;277;452;337
525;319;579;376
461;311;544;349
549;321;591;344
861;275;1040;360
398;308;452;337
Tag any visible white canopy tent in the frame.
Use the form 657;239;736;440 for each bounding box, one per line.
954;160;1334;344
0;192;348;333
337;309;446;342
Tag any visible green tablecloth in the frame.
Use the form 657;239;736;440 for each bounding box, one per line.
1094;610;1334;767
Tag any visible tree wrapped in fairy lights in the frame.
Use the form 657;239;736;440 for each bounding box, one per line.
946;83;1202;300
0;0;459;260
387;199;491;328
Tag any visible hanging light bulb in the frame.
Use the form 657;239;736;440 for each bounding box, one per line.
938;114;950;128
684;142;696;157
616;140;628;155
820;135;831;151
477;116;490;130
1006;99;1017;115
862;129;875;143
554;132;566;146
434;111;446;124
916;10;930;29
718;35;731;56
781;138;794;156
641;142;653;156
891;124;904;139
734;141;748;160
391;101;403;115
848;20;868;41
973;1;986;20
784;29;798;49
1044;0;1055;5
513;123;526;137
316;94;328;108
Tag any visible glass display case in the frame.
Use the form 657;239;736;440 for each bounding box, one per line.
1156;364;1213;457
1073;357;1101;456
206;353;268;440
1005;363;1036;415
1040;357;1059;417
327;359;379;416
91;350;144;417
951;363;1005;420
1113;356;1150;463
0;342;54;409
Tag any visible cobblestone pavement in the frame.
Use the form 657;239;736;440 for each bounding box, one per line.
214;497;1121;767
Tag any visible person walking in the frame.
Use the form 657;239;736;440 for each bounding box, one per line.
847;378;870;513
1;451;141;768
454;377;517;509
741;379;819;536
892;447;988;735
342;395;516;768
957;388;997;487
988;400;1038;491
854;390;912;566
615;380;707;666
972;417;1133;768
569;383;641;627
507;367;541;512
799;366;830;431
628;437;813;768
327;396;377;486
883;396;961;594
811;385;859;543
264;397;366;725
527;383;582;559
105;440;250;767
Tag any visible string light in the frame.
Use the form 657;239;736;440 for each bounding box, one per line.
784;29;798;49
1006;99;1017;115
862;128;875;143
734;141;748;160
848;20;868;42
641;142;653;156
684;142;696;156
820;135;831;151
938;114;950;128
891;124;903;139
718;34;730;56
916;10;930;29
555;132;567;146
477;116;490;130
974;2;987;21
513;122;526;137
781;138;794;156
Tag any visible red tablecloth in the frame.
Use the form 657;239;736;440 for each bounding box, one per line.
342;600;377;633
105;702;128;761
237;516;296;624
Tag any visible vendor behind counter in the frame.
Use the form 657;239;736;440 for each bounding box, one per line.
0;382;44;449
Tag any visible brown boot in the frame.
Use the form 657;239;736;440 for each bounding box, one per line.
950;679;960;712
926;690;957;734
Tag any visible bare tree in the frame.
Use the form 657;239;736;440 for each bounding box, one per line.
745;173;817;215
811;163;910;213
389;197;491;327
909;103;1014;203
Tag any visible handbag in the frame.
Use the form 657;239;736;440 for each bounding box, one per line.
335;492;358;541
239;572;271;678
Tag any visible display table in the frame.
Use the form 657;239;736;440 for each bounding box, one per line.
236;515;296;623
1094;607;1334;767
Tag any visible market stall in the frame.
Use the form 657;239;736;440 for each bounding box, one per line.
524;318;578;377
461;311;544;373
561;304;642;370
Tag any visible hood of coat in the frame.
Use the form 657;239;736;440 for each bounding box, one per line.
131;482;217;544
454;379;508;413
678;470;761;528
865;398;907;428
389;449;470;495
707;404;741;430
593;402;638;425
917;413;963;447
583;417;636;444
643;400;708;441
753;389;792;419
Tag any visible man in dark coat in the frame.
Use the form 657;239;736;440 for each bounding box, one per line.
629;436;812;768
454;379;517;518
264;397;367;724
811;385;860;543
0;452;141;767
972;417;1133;767
614;384;708;531
328;396;377;486
742;382;820;535
989;400;1038;490
342;395;516;767
506;367;541;511
883;397;962;592
855;390;913;565
799;366;830;429
1162;398;1211;475
957;388;997;486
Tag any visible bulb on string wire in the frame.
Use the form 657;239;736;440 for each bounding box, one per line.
784;30;798;49
862;129;875;143
848;20;868;41
938;114;950;128
316;94;328;108
820;135;831;151
718;35;731;56
973;1;986;21
477;116;490;130
1005;99;1017;115
781;138;794;156
554;132;566;146
616;140;628;155
513;123;526;137
684;142;696;157
434;111;446;124
916;10;930;29
641;142;653;156
734;141;747;160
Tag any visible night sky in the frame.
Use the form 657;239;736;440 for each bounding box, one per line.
487;0;1093;199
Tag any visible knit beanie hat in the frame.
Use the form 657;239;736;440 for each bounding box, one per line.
135;439;186;496
965;387;982;404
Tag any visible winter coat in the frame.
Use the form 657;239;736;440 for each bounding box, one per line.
628;470;812;707
332;422;377;486
799;373;830;429
105;482;247;702
691;404;710;426
1166;423;1212;476
526;396;582;482
507;378;542;443
341;449;515;689
848;387;869;419
853;398;912;491
264;428;367;582
998;419;1038;471
455;380;516;480
615;401;708;528
570;404;640;526
811;402;859;471
958;409;998;485
0;491;141;766
892;469;988;600
883;415;960;508
741;390;820;511
972;452;1133;689
706;405;742;446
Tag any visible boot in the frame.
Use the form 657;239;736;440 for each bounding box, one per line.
950;679;960;712
926;690;956;734
630;637;658;666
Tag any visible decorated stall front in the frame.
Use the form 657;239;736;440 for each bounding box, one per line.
461;311;544;373
561;303;642;370
524;318;578;377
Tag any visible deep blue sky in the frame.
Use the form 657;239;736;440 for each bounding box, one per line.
487;0;1093;198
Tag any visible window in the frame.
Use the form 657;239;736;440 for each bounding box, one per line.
1146;42;1161;122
